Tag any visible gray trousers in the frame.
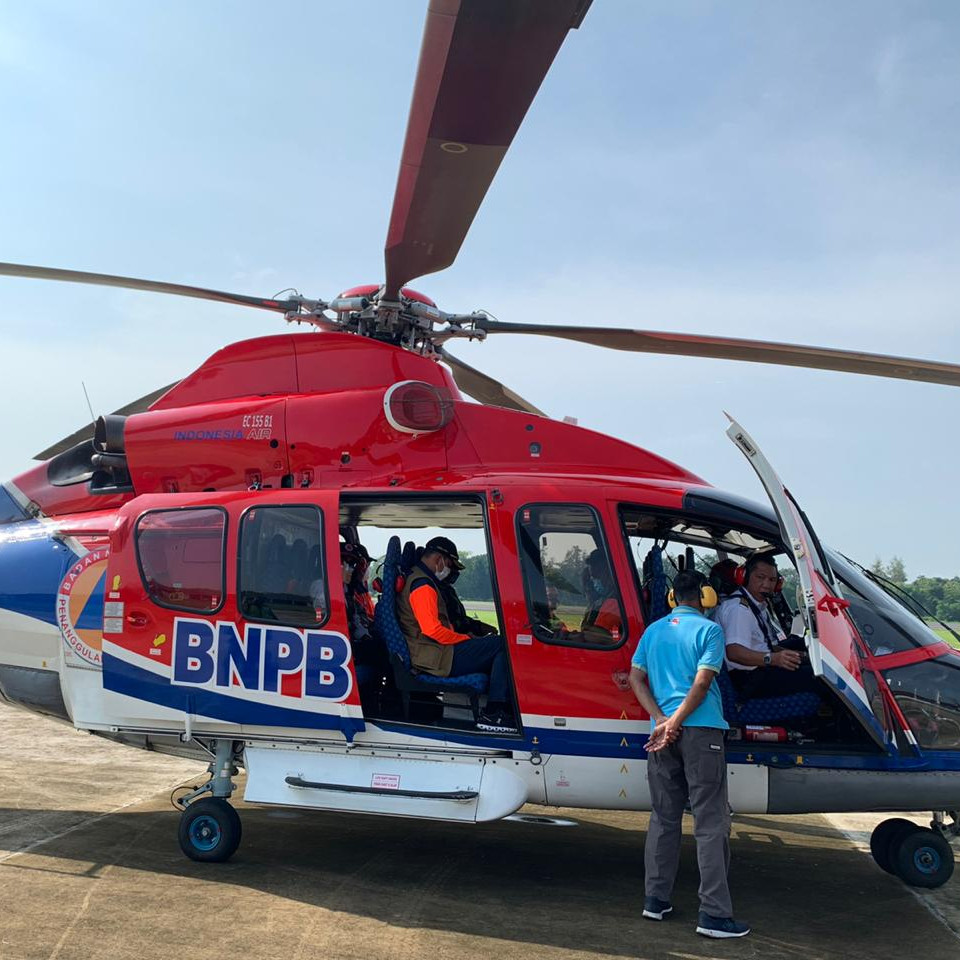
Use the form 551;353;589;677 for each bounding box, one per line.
644;726;733;918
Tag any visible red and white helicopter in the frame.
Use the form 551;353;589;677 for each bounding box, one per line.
1;1;959;888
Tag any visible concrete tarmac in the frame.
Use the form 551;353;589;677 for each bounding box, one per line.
0;702;956;960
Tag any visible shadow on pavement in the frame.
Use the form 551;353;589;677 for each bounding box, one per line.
0;803;956;960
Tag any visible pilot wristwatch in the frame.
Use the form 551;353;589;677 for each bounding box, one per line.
762;652;773;667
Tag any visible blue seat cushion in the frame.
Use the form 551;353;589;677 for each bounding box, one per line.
716;668;821;726
414;671;488;693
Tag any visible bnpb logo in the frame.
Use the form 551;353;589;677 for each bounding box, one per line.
57;549;108;667
170;617;353;702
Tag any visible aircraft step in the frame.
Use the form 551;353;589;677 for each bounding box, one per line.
244;743;526;822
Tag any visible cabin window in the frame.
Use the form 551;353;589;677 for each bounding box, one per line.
516;503;626;648
136;507;226;613
238;505;327;627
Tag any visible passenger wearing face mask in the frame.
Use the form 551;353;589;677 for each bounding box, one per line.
554;549;622;645
340;543;373;646
581;549;622;640
396;536;515;733
340;542;388;685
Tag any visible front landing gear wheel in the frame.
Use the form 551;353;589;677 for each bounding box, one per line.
892;827;955;889
870;818;916;875
178;798;242;863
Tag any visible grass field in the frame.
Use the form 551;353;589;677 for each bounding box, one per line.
930;626;960;649
463;609;499;628
463;605;586;631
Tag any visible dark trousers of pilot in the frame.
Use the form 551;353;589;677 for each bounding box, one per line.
645;727;733;918
450;635;509;704
730;663;813;701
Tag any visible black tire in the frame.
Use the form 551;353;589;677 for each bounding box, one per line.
892;826;955;889
870;818;917;875
178;798;242;863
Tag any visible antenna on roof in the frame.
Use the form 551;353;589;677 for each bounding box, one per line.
81;381;95;422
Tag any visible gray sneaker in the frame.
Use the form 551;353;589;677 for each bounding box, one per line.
696;912;750;938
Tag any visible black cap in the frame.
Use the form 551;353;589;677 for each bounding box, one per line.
424;535;464;570
340;542;363;564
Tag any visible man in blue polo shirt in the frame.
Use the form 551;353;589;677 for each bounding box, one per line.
629;570;750;940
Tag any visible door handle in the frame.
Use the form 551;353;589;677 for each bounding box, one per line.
126;611;149;628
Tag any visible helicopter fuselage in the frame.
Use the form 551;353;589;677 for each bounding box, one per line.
1;333;959;829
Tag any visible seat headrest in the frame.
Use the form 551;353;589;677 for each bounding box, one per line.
400;540;417;573
385;535;401;565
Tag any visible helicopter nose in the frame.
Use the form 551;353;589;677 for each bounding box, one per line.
0;519;74;720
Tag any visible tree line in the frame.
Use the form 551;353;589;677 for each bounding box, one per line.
456;546;597;603
870;556;960;623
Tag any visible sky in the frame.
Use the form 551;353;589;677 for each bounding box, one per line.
1;1;959;576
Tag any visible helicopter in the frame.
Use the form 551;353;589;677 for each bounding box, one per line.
1;0;959;891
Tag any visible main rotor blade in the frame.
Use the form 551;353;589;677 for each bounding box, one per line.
476;319;960;388
33;382;179;461
438;346;544;415
0;262;299;313
383;0;592;300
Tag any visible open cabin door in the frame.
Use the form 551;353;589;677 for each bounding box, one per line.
726;417;893;751
99;490;363;740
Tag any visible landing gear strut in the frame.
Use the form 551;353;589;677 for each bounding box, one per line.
175;739;243;863
869;811;957;889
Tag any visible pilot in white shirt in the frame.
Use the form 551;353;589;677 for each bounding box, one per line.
715;554;809;700
716;592;784;671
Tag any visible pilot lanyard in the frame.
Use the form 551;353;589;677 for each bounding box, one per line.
736;587;780;652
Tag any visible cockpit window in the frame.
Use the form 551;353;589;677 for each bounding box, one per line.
884;657;960;750
828;551;942;655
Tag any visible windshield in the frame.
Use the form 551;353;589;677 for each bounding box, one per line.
827;550;943;655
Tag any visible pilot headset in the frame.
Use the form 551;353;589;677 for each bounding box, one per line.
667;572;718;610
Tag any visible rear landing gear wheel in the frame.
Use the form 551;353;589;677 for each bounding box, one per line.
892;827;955;889
178;798;242;863
869;818;917;875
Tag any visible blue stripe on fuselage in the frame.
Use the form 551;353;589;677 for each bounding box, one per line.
102;652;365;738
369;719;960;771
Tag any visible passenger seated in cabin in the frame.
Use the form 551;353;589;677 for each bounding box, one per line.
716;553;814;701
350;542;376;621
396;536;516;733
545;584;565;632
264;534;288;593
286;538;309;593
554;549;622;644
340;542;387;678
709;559;740;600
